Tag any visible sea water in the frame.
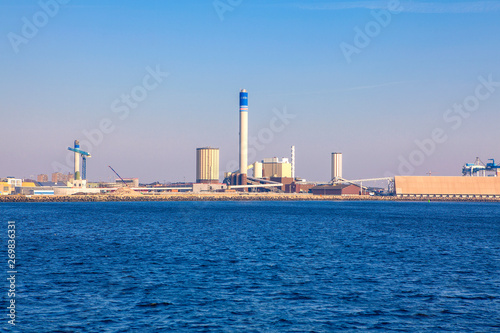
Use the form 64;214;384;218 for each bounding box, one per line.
1;201;499;332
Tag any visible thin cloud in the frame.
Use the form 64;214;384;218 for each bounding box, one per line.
295;1;500;13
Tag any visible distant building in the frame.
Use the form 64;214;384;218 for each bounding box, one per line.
51;172;74;183
37;174;48;182
115;178;139;188
6;178;22;187
311;184;367;195
270;176;294;192
285;182;316;194
394;176;500;196
192;183;226;193
261;158;292;178
0;182;12;195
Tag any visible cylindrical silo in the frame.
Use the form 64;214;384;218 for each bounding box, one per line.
331;152;342;181
196;148;219;184
253;162;262;178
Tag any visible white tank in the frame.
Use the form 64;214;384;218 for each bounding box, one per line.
253;162;263;178
331;152;343;181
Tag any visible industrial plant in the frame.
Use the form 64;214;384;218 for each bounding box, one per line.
2;89;500;199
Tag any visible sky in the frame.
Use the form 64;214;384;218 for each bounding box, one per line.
1;0;499;183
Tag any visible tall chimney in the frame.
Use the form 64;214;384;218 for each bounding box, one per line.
239;89;248;176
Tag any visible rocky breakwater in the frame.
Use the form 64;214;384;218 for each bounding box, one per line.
1;193;500;203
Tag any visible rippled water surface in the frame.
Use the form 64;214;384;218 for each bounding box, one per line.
1;201;500;332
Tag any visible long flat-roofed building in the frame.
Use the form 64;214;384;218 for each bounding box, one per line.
395;176;500;196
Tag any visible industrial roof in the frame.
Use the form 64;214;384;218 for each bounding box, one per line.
312;184;359;190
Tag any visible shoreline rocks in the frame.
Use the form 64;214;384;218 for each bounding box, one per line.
1;193;499;203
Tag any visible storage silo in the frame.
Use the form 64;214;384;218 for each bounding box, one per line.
196;148;219;184
331;152;342;181
253;162;263;178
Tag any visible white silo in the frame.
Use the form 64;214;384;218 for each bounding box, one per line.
253;162;263;178
331;152;343;181
196;147;220;184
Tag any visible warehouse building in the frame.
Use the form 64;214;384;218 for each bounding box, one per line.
311;183;368;195
394;176;500;197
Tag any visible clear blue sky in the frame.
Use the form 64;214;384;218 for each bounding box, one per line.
1;0;499;183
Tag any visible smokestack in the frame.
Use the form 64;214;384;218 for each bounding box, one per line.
239;89;248;175
74;140;81;180
331;152;342;181
291;146;295;179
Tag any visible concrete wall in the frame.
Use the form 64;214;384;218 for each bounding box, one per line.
395;176;500;195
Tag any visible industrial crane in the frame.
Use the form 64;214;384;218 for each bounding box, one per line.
462;157;500;176
485;159;500;171
108;166;129;187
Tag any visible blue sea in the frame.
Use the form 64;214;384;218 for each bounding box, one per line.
1;201;499;332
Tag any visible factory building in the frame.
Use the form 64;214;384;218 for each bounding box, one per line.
285;182;316;194
196;147;220;184
261;158;292;178
270;176;293;192
395;176;500;197
311;183;368;196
